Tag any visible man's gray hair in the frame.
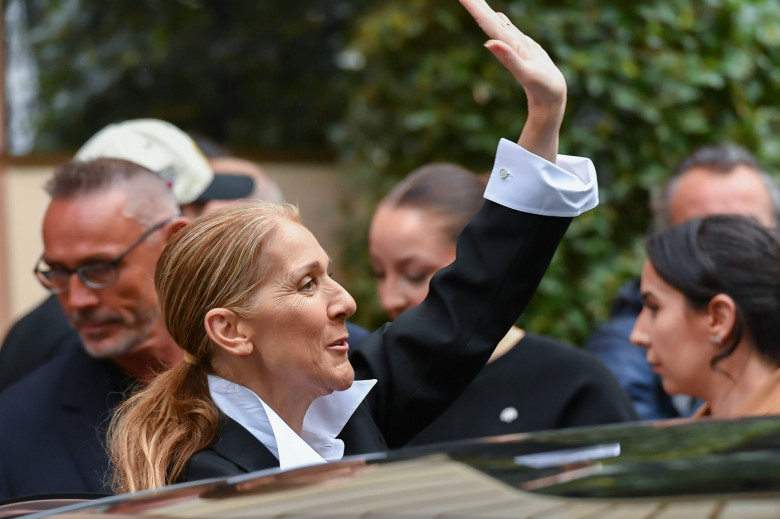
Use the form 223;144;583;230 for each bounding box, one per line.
651;143;780;230
45;158;180;228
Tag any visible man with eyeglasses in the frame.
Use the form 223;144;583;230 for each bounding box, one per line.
0;158;187;500
0;119;256;394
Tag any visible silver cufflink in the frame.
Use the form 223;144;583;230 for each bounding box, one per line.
500;407;519;423
499;168;511;179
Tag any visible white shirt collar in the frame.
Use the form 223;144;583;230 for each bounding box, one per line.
207;374;376;471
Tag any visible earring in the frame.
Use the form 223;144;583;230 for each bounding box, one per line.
710;335;722;346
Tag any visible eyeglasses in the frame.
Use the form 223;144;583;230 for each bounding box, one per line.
34;216;177;294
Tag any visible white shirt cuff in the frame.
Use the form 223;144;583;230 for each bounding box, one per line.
484;138;599;217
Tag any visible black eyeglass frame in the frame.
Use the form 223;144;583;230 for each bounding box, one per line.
34;215;178;294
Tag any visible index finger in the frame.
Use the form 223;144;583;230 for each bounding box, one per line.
459;0;508;40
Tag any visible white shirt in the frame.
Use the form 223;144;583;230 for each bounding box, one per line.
208;139;598;469
485;139;598;217
208;375;376;471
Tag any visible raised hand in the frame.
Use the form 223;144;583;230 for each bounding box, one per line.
459;0;566;162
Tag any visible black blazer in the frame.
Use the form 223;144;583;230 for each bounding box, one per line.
183;200;572;481
0;295;76;393
0;344;130;500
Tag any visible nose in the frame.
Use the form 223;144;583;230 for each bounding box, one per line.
328;279;357;321
376;277;410;321
60;273;101;311
629;314;650;348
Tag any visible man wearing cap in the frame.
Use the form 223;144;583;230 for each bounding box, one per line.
0;120;370;500
75;119;258;215
0;120;370;393
0;120;257;500
0;119;255;393
0;156;189;500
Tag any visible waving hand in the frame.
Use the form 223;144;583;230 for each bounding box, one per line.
460;0;566;162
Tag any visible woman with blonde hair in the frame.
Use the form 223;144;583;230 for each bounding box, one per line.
108;0;601;492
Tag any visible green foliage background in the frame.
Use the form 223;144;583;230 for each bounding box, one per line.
20;0;780;345
333;0;780;344
24;0;376;153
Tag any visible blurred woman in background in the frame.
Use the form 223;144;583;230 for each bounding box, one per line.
631;215;780;418
369;163;638;445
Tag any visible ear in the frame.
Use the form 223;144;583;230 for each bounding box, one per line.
163;216;190;241
204;308;254;357
706;293;737;346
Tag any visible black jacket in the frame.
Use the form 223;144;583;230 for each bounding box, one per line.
0;344;132;500
183;201;572;481
0;295;76;394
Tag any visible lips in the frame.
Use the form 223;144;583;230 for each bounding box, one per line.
78;322;108;332
76;321;119;340
327;337;350;352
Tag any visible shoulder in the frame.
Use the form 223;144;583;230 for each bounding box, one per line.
512;334;638;422
0;344;109;422
0;348;88;456
510;333;633;389
583;278;641;350
183;449;244;483
182;415;279;483
0;296;78;391
0;344;79;400
512;333;599;365
1;295;73;348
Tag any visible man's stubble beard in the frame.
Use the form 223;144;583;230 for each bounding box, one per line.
76;305;161;359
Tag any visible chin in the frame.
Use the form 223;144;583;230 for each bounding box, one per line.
333;381;354;393
661;379;684;397
333;367;356;392
81;340;121;359
81;334;140;359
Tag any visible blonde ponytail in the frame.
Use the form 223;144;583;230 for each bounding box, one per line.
108;202;300;492
108;362;219;492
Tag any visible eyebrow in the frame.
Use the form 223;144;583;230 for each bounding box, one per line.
291;258;333;278
395;254;422;265
385;253;437;268
42;253;116;269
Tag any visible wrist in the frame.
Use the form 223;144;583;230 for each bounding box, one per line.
526;97;566;130
518;102;565;163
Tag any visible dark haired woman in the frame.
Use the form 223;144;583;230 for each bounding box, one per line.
369;163;638;444
631;214;780;418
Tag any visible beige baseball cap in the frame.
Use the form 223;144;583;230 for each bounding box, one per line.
74;118;253;205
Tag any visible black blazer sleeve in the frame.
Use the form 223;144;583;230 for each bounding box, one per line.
350;200;572;448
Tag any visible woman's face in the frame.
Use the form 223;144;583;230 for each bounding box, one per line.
630;260;712;397
242;219;357;401
369;205;456;320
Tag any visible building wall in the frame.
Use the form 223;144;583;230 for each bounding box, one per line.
1;164;50;335
0;161;346;341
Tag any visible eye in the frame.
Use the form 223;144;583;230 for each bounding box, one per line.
300;277;316;293
643;301;659;315
371;269;385;280
405;272;429;284
80;262;117;285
